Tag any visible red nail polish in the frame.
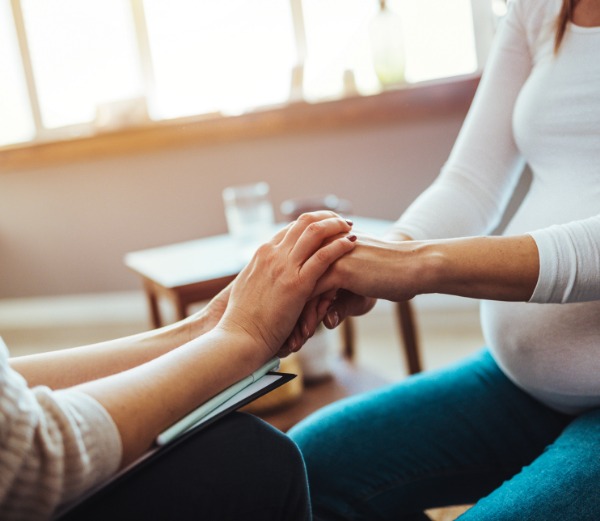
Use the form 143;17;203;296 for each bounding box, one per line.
345;219;354;226
347;234;357;242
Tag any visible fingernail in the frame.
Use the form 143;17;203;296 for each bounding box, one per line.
345;219;354;226
302;323;310;338
327;310;339;328
347;234;357;242
290;338;297;351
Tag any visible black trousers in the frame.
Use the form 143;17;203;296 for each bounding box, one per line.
56;413;311;521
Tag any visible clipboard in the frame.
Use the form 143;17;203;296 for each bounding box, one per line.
54;371;296;520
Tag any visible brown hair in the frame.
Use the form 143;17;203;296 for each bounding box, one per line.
555;0;580;52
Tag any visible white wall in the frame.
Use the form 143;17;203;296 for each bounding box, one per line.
0;112;466;298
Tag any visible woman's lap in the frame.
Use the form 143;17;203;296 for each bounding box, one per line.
288;349;588;521
57;412;311;521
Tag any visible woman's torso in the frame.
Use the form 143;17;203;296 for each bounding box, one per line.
484;10;600;413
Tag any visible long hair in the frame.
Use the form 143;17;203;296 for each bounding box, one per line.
555;0;580;52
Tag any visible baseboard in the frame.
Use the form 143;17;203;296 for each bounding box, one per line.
0;291;479;330
0;291;148;329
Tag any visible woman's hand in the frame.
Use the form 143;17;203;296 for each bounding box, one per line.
320;231;413;329
323;291;377;329
216;212;356;360
184;283;232;340
312;234;424;303
279;289;337;356
283;234;406;343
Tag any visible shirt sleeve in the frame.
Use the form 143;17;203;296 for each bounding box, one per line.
529;215;600;303
0;343;122;520
390;0;531;240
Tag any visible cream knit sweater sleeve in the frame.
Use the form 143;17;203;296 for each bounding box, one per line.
0;340;122;520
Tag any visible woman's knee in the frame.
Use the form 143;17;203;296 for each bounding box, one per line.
460;407;600;521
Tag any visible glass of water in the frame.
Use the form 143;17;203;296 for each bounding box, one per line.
222;182;275;261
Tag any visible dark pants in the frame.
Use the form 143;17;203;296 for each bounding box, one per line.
57;412;311;521
290;349;600;521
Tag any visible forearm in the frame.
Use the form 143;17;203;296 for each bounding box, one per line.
322;234;539;303
76;327;265;467
418;234;539;301
9;310;212;389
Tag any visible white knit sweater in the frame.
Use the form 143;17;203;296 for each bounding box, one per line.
394;0;600;413
0;338;122;520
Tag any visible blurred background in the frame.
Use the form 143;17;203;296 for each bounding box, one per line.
0;0;517;377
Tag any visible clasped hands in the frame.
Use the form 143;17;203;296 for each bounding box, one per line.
202;211;419;362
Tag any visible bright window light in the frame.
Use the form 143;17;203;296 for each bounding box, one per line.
1;0;484;148
302;0;478;101
0;0;35;146
143;0;296;119
20;0;143;129
302;0;379;101
388;0;477;83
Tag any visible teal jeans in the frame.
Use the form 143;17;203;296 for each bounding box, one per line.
289;350;600;520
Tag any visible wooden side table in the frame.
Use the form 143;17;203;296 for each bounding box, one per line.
125;232;245;328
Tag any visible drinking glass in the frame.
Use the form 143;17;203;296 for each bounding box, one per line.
222;182;275;260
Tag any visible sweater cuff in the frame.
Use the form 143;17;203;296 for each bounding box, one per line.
528;222;599;304
55;390;123;492
527;229;563;303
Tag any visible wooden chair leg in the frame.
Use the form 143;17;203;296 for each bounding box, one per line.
339;302;421;376
395;300;422;374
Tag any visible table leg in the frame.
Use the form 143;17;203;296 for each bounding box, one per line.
144;287;162;329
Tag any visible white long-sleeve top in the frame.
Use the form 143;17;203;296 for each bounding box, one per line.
393;0;600;413
0;338;122;520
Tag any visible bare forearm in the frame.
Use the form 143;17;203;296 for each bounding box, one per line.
76;327;265;467
384;228;539;301
418;234;539;301
9;312;209;389
321;234;540;303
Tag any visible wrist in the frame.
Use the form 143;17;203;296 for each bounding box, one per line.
390;240;444;297
414;241;449;295
183;308;213;340
385;231;413;242
212;316;273;365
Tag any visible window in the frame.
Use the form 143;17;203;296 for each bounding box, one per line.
143;0;296;119
0;1;35;146
395;0;478;82
302;0;379;100
0;0;497;149
20;0;143;131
